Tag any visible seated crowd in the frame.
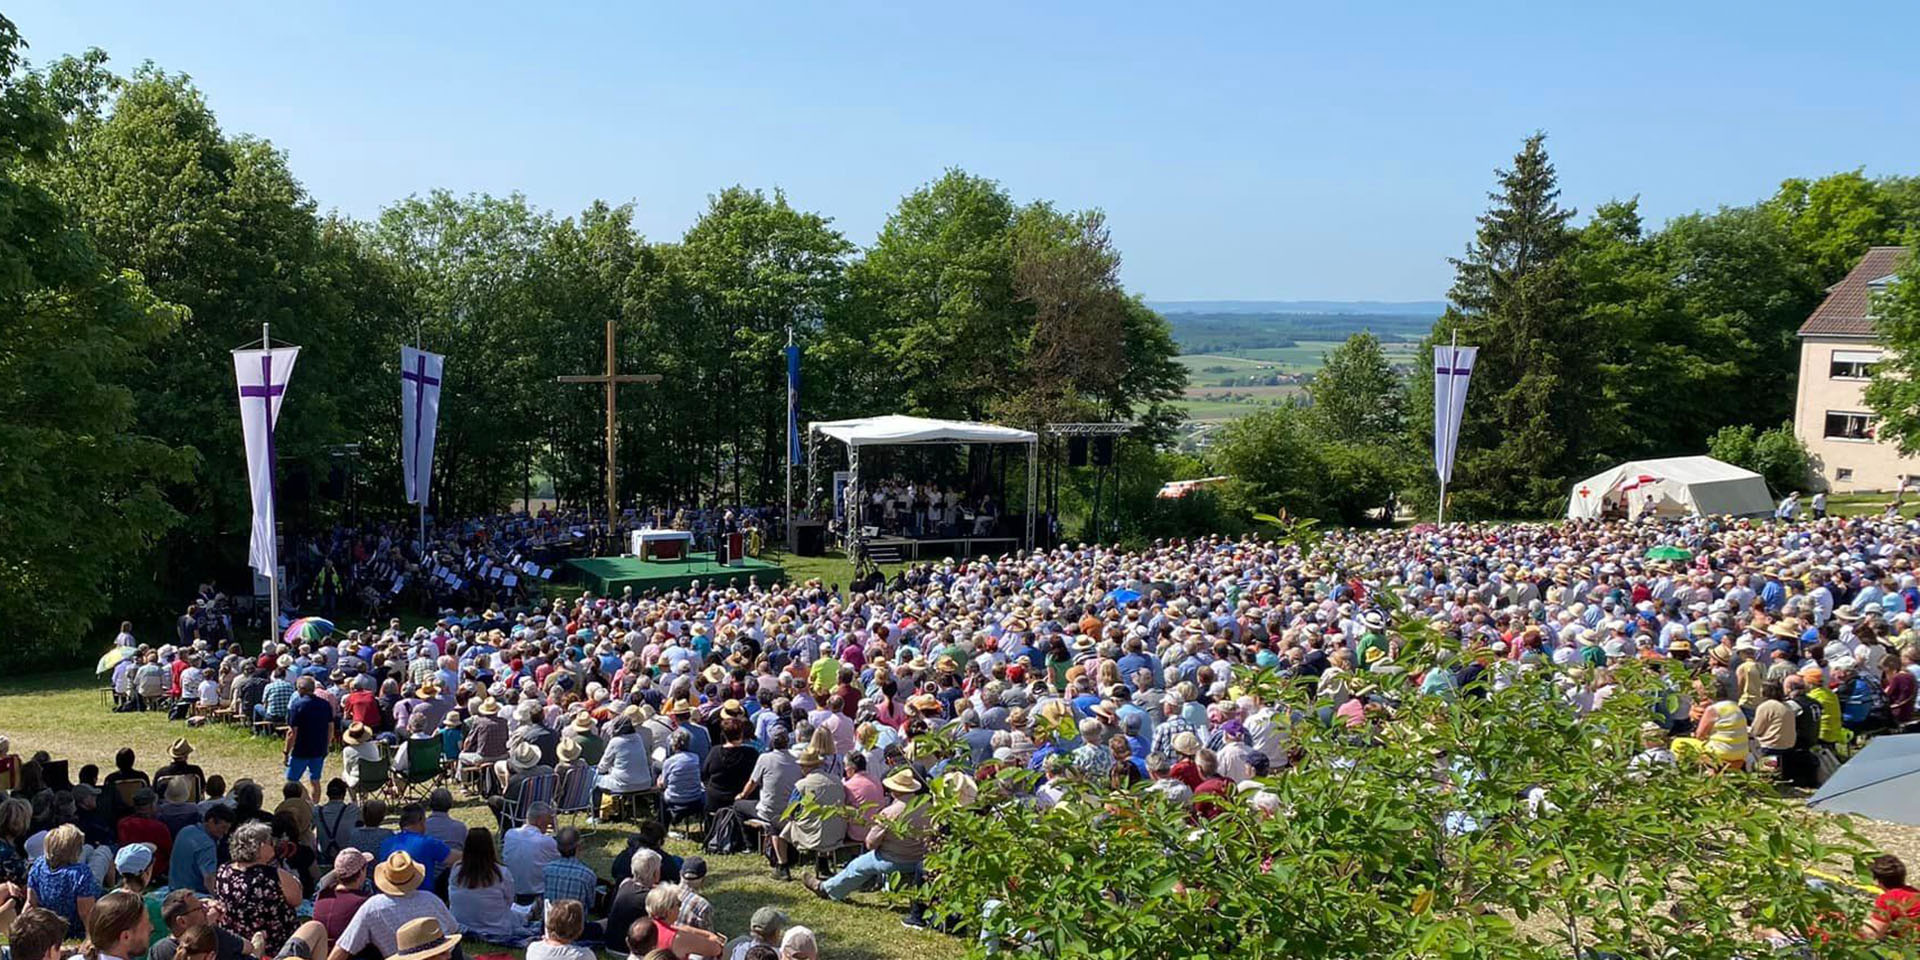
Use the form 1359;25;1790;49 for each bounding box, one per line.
12;514;1920;956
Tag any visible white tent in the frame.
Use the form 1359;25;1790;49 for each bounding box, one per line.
1565;456;1773;520
813;414;1037;446
808;415;1039;549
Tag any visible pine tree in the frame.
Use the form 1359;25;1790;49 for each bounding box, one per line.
1433;133;1602;517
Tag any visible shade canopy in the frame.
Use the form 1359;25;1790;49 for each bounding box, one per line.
1565;455;1773;520
811;414;1037;447
1809;733;1920;826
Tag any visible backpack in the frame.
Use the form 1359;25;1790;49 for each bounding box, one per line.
705;806;752;855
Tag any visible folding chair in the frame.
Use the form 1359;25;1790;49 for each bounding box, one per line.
347;755;391;804
499;772;557;830
392;738;445;803
552;766;597;830
155;773;205;803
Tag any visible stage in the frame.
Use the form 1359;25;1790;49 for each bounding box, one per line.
564;552;786;596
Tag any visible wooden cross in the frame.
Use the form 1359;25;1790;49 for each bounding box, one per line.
556;319;661;535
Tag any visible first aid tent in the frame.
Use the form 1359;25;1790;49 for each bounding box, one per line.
1565;455;1774;520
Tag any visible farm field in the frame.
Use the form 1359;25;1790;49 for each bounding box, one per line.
1174;339;1417;424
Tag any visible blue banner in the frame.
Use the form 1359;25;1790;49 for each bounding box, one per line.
786;344;802;462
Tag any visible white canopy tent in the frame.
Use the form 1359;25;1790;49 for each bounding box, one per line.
808;414;1040;550
1565;455;1773;521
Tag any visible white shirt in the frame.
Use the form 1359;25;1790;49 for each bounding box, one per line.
502;824;558;897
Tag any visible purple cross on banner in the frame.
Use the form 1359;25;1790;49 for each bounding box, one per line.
234;343;299;577
402;353;439;483
239;352;286;489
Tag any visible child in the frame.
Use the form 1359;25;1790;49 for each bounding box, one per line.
526;900;595;960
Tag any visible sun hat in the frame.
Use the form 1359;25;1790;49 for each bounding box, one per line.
344;723;374;745
170;738;194;759
477;698;502;716
441;711;463;729
1172;731;1202;757
375;851;426;896
570;713;596;733
507;741;542;771
796;745;826;768
882;768;926;794
387;916;461;960
114;842;155;876
556;738;582;763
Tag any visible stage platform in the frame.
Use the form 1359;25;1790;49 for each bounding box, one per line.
564;552;786;596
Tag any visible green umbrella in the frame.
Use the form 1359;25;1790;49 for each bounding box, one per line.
1645;544;1693;562
96;645;136;674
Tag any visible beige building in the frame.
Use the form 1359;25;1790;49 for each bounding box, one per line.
1793;246;1913;492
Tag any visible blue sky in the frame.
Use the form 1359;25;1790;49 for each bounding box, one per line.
9;2;1918;301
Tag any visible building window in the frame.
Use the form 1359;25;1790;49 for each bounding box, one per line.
1836;468;1854;482
1825;411;1876;441
1830;349;1881;380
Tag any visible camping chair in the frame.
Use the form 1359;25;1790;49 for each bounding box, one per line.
39;760;69;791
552;765;596;830
347;754;391;803
0;755;18;793
392;737;445;802
576;735;607;767
113;779;145;811
155;773;205;803
499;772;556;830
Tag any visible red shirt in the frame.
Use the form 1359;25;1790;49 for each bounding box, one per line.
1874;887;1920;938
170;659;190;696
343;690;380;728
1192;776;1233;818
118;814;173;862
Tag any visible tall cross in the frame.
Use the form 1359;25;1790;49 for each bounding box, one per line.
556;319;660;532
402;352;440;497
239;352;286;493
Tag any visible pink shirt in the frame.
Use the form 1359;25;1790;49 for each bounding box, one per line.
841;772;885;843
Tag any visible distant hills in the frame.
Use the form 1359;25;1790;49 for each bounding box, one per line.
1148;300;1444;354
1148;300;1446;317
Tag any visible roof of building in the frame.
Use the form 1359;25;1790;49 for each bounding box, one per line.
1798;246;1911;337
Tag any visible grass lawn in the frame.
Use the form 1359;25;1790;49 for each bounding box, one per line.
762;550;904;588
1823;491;1920;518
0;669;962;960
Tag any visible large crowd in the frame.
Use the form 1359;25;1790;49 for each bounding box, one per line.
11;513;1920;959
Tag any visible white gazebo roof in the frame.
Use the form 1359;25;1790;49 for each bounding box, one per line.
810;414;1037;447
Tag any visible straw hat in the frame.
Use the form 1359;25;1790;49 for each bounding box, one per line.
570;713;596;734
507;741;542;771
441;711;463;729
882;768;925;794
796;745;826;769
556;739;582;764
477;698;502;716
387;917;461;960
170;738;194;759
701;664;726;684
374;851;426;896
666;698;693;717
1172;731;1202;757
343;723;374;746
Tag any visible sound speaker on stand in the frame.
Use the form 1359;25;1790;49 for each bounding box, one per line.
1092;436;1115;467
1067;436;1089;467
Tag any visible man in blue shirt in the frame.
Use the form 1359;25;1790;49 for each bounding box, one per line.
379;803;459;889
168;804;233;894
284;676;335;803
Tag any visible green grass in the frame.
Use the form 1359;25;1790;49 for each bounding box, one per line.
0;669;962;960
763;550;905;587
1823;491;1920;518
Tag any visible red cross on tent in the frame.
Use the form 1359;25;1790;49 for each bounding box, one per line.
1578;486;1591;498
1619;474;1661;492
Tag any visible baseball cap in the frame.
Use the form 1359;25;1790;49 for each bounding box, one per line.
114;842;155;875
680;856;708;880
749;906;790;934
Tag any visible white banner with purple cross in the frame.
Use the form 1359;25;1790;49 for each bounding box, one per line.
1432;344;1477;485
234;345;300;576
400;346;445;507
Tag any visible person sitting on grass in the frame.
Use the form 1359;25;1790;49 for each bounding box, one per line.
641;884;725;960
1862;853;1920;941
84;890;151;960
6;906;70;960
525;899;594;960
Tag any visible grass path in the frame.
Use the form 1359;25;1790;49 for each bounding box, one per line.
0;669;960;960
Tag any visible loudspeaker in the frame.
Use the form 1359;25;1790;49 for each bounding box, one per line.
1092;436;1115;466
794;522;826;557
323;465;348;501
1067;436;1089;467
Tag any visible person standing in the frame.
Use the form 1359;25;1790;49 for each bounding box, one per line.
286;676;337;804
1812;491;1829;519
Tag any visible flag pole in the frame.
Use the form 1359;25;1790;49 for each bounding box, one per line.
416;322;428;559
785;323;795;552
1437;328;1456;527
263;320;280;647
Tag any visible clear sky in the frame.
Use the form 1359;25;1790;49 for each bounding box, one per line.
8;2;1918;301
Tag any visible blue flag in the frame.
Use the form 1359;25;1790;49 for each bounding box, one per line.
786;343;802;462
